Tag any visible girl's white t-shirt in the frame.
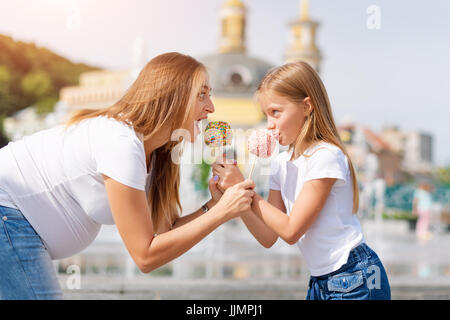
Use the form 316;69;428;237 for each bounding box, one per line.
269;142;364;276
0;116;151;259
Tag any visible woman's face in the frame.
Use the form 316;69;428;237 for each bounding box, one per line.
188;79;215;143
258;92;312;146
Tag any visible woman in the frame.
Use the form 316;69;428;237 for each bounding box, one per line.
0;52;255;299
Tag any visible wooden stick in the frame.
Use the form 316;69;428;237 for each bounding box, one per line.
248;156;256;180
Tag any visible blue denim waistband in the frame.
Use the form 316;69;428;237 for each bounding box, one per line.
310;242;372;281
0;205;24;218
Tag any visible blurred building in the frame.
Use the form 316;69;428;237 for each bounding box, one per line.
202;0;272;127
59;37;148;115
339;123;405;186
285;0;322;72
339;123;434;186
204;0;322;127
380;126;434;175
59;70;129;113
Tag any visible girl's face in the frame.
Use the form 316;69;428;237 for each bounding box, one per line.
258;92;312;146
188;79;215;143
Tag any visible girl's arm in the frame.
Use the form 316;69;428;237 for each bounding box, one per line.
251;178;337;244
240;189;284;248
212;161;282;248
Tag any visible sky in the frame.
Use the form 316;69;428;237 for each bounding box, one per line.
0;0;449;165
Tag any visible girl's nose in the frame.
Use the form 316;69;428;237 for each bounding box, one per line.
266;121;275;130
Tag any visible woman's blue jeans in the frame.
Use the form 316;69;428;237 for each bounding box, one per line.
0;205;63;299
306;243;391;300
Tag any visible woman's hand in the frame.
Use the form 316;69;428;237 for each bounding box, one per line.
208;155;232;205
208;175;223;207
212;157;245;192
215;179;255;220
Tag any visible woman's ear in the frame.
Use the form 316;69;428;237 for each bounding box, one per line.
303;97;314;115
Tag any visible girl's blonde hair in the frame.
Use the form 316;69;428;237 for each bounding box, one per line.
65;52;207;231
257;61;359;213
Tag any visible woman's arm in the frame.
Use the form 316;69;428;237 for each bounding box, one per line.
103;174;255;273
171;198;217;230
171;177;222;230
251;178;337;244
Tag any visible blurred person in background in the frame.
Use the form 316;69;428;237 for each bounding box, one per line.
412;181;435;241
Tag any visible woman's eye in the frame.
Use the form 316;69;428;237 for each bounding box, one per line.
199;92;212;100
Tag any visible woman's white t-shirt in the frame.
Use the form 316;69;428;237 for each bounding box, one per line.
0;116;151;259
269;142;364;276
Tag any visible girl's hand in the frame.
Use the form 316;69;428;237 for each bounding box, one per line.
212;156;245;191
215;179;255;220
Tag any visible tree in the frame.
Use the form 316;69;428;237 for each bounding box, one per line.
0;65;12;114
21;71;53;99
21;71;58;114
36;95;58;115
0;65;12;146
434;166;450;186
0;114;8;148
0;34;98;117
192;160;212;197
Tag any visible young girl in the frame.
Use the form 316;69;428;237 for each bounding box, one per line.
213;61;391;300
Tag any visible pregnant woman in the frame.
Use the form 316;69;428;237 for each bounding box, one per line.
0;52;255;299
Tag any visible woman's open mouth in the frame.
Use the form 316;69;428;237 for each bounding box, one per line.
193;116;207;139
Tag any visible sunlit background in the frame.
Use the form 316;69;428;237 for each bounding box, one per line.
0;0;449;299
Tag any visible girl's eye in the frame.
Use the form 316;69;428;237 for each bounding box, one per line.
272;110;280;116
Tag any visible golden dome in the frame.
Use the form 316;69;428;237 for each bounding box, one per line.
222;0;245;8
300;0;310;21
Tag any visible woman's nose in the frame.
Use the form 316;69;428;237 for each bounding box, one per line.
205;98;215;114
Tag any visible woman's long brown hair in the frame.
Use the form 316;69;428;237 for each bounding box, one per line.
65;52;207;231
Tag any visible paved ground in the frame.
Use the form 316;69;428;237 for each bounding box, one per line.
58;219;450;300
60;275;450;300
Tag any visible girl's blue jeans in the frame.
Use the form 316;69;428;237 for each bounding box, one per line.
0;205;63;299
306;242;391;300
